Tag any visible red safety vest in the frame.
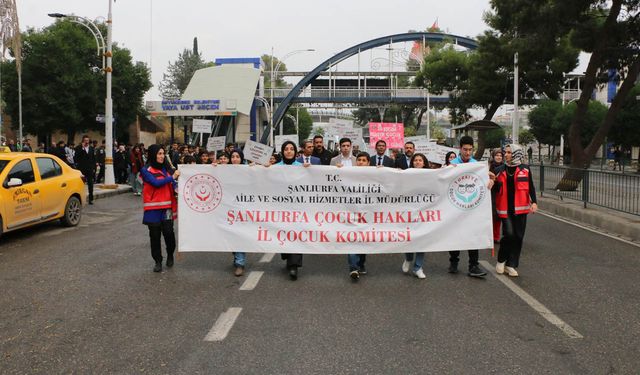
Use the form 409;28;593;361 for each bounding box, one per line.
142;166;177;219
495;165;531;218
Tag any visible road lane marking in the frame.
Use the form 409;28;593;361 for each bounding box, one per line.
204;307;242;342
239;271;264;291
259;253;275;263
538;211;640;248
479;260;584;339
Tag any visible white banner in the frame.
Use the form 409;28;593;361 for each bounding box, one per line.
178;164;492;253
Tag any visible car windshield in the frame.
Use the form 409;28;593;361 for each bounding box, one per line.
0;160;8;175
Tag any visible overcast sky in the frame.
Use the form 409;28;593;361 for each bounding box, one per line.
16;0;499;100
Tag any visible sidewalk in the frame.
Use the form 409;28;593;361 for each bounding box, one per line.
86;184;133;201
538;195;640;243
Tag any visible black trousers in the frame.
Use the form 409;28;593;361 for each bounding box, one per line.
498;214;527;268
448;250;479;268
148;220;176;263
81;169;94;203
282;253;303;268
96;163;105;183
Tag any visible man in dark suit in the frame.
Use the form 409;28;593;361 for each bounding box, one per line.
394;141;415;170
312;135;334;165
369;139;395;167
296;140;321;165
74;135;97;204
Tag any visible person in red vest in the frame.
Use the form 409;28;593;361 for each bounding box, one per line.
493;144;537;277
141;144;180;273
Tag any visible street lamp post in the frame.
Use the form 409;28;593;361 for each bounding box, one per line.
49;0;115;186
270;48;314;145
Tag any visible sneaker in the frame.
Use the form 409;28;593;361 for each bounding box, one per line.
448;262;459;274
468;265;487;278
496;261;505;275
358;266;367;275
413;268;426;279
505;266;519;277
234;266;244;277
402;260;412;273
350;270;360;281
288;266;298;281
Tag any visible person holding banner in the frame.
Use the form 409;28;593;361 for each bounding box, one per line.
346;152;371;281
229;149;248;276
448;136;488;278
489;149;505;244
370;140;395;167
216;152;230;165
312;135;335;165
141;145;179;273
296;140;321;165
275;141;304;280
401;153;430;279
444;151;457;167
394;142;415;170
493;144;537;277
330;138;357;167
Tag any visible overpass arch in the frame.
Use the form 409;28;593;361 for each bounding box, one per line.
262;32;479;144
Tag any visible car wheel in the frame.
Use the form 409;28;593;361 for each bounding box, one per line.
60;196;82;227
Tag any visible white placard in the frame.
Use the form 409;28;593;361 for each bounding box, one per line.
192;119;213;133
206;136;226;152
178;163;492;253
242;140;274;165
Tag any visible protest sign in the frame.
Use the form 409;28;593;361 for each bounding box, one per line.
192;119;213;133
179;163;492;253
242;140;274;165
369;122;405;148
206;136;226;152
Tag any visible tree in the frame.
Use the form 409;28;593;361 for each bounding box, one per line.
282;107;313;144
1;21;151;142
158;37;210;99
518;128;536;146
485;127;506;149
261;55;288;88
416;13;579;159
528;100;564;145
609;85;640;149
488;0;640;188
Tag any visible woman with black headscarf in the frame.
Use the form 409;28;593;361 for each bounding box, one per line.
140;144;180;272
492;144;537;277
275;141;303;279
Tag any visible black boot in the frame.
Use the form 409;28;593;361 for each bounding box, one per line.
153;261;162;272
288;266;298;280
166;254;174;267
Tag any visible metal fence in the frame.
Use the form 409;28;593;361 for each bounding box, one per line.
530;164;640;216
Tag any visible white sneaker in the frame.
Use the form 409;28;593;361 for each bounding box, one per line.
402;260;411;273
413;268;426;279
496;262;505;274
505;266;519;277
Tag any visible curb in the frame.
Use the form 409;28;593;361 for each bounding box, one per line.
92;185;133;201
538;197;640;243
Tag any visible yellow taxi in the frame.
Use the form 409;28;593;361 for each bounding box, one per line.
0;152;85;238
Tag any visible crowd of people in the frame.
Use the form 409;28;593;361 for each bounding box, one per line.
141;134;538;283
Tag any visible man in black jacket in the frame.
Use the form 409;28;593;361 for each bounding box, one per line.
312;135;335;165
74;135;97;204
394;141;415;170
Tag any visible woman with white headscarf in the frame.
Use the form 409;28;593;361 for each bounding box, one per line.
492;144;537;277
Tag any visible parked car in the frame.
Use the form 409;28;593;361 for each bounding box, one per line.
0;152;85;238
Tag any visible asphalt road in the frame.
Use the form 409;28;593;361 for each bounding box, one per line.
1;193;639;374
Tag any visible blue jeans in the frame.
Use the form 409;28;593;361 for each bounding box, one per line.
347;254;366;271
233;252;246;267
404;253;425;272
130;172;142;194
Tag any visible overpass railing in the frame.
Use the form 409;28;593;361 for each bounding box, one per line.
530;163;640;216
260;88;450;99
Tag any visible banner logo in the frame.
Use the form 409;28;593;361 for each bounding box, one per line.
184;174;222;212
447;173;486;210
